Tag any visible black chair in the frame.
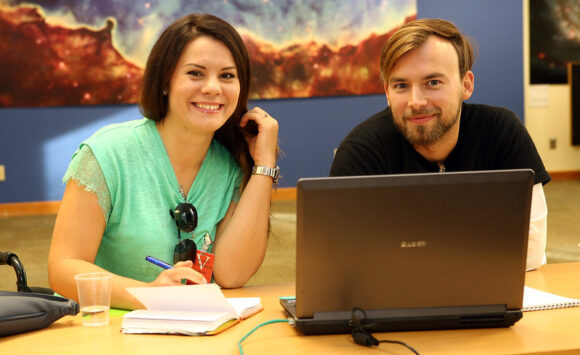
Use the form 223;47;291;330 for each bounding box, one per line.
0;251;53;294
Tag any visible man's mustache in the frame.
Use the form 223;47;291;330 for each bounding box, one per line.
403;108;442;119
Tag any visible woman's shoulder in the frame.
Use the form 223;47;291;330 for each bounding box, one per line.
209;139;236;161
206;139;242;176
81;119;159;166
88;118;153;143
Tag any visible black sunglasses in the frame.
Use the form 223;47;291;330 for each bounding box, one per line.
169;203;198;264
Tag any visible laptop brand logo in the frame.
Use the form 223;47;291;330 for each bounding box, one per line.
401;241;427;248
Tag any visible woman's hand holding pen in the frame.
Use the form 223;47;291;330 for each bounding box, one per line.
240;107;279;167
150;260;207;286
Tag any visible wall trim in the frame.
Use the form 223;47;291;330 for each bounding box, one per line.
3;171;579;217
0;187;298;217
0;201;61;217
549;170;580;181
272;187;297;201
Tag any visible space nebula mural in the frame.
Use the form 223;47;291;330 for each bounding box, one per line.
0;0;416;107
530;0;580;84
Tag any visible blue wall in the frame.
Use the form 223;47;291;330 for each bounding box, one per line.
0;0;523;203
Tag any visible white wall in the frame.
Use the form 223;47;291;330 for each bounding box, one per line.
523;0;580;172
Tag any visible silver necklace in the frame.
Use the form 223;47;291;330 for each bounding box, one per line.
179;185;186;200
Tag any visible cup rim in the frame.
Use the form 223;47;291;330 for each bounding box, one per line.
74;272;113;281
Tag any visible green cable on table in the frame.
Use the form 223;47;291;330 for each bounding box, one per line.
237;319;290;355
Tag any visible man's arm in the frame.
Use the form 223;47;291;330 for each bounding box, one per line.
526;183;548;271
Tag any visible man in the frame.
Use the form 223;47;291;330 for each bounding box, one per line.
330;18;550;271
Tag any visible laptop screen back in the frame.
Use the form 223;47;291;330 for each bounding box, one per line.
295;170;533;318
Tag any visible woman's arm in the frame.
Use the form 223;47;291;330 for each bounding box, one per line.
48;180;206;310
211;107;279;288
212;176;273;287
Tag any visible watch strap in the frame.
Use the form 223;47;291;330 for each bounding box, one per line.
252;165;280;183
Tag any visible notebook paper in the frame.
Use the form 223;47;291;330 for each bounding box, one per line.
523;286;580;311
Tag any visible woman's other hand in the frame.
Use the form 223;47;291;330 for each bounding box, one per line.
240;107;279;167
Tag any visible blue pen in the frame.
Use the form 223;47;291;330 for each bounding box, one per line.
146;256;193;285
145;256;173;269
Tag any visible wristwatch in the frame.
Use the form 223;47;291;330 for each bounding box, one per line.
252;165;280;184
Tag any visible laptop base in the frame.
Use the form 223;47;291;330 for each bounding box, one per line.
281;298;523;335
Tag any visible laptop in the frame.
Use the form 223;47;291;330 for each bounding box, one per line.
281;169;534;335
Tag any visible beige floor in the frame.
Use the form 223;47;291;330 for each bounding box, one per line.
1;179;579;292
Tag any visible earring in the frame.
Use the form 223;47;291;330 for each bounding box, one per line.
162;89;168;96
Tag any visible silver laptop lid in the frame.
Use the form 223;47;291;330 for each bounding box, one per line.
295;169;533;318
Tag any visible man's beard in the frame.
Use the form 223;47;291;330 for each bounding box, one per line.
394;100;462;146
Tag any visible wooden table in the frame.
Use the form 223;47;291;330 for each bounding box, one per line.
3;262;580;354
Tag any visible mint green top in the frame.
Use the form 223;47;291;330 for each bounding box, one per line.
63;118;242;282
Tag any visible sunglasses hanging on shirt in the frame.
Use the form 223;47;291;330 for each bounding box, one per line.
169;202;198;264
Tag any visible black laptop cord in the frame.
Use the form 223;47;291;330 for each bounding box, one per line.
350;307;421;355
237;318;291;355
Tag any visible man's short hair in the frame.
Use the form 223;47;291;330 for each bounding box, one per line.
380;18;475;83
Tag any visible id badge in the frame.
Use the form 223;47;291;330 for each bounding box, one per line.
192;250;214;283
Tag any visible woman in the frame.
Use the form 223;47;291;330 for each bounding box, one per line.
48;14;279;310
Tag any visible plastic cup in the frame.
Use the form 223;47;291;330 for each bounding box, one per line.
74;272;112;326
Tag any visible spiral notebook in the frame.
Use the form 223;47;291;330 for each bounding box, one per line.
523;286;580;311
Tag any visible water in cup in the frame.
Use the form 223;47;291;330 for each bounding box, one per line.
80;305;110;326
74;272;112;326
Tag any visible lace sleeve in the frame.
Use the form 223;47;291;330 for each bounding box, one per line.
62;145;112;222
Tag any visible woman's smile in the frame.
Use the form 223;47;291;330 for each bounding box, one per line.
192;102;224;113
